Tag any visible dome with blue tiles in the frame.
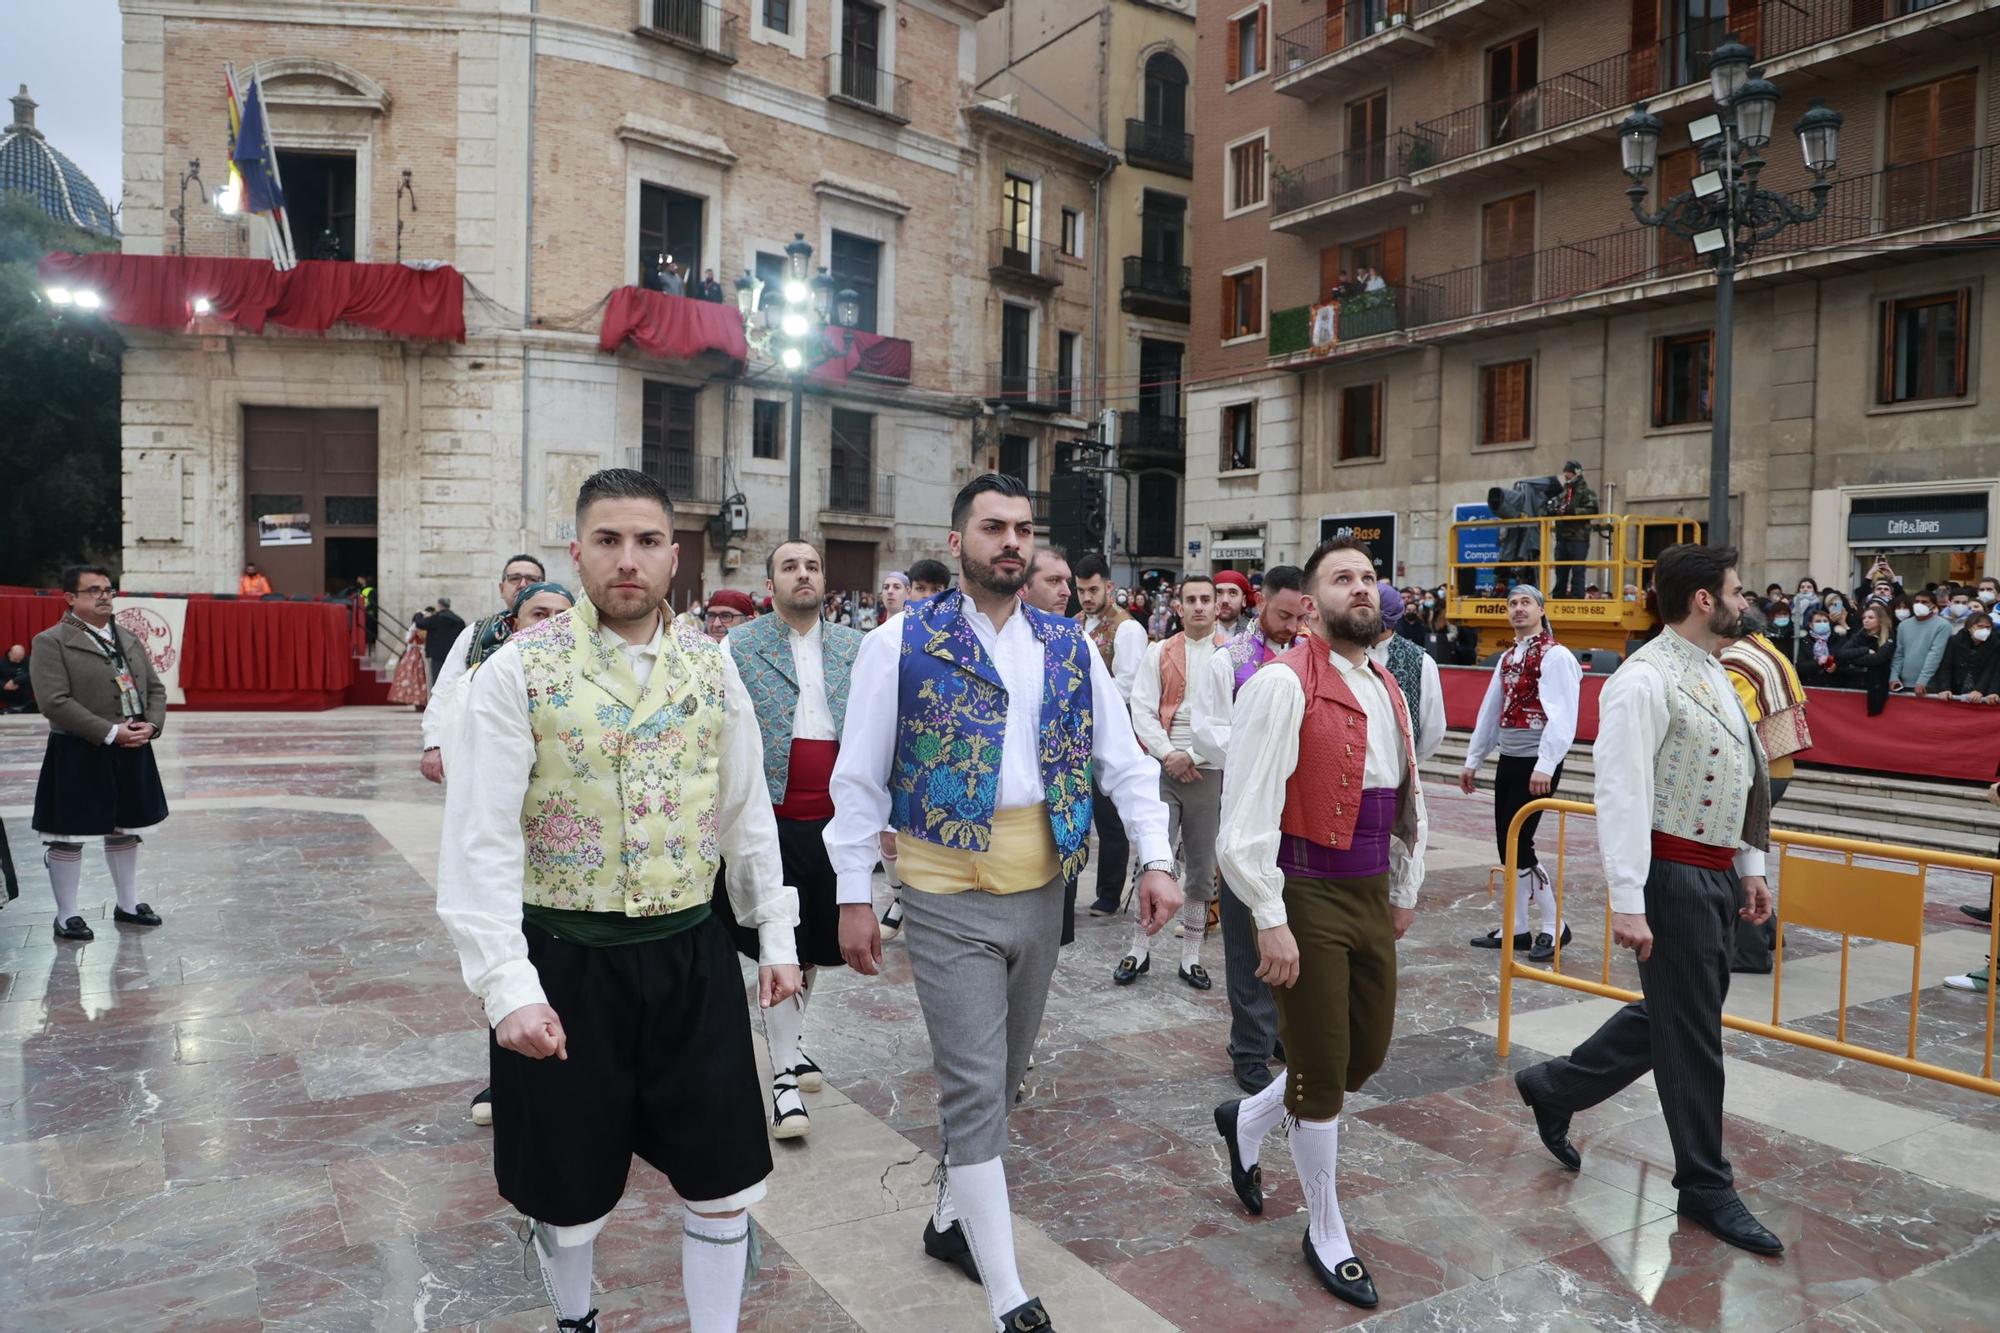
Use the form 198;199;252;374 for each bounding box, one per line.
1;85;119;239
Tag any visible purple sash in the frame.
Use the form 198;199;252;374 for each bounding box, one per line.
1278;788;1397;880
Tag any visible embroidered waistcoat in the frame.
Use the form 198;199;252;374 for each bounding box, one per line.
515;601;725;916
890;590;1096;879
1378;632;1426;726
1226;625;1278;697
1275;642;1421;854
1630;626;1772;852
728;612;861;804
1085;604;1133;674
1499;631;1555;730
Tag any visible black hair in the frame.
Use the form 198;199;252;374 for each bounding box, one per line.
1259;564;1305;596
950;471;1031;531
60;564;113;593
766;539;822;580
1652;543;1739;621
907;558;953;590
504;553;546;579
574;468;675;531
1072;553;1112;583
1027;545;1071;576
1302;538;1375;588
1177;572;1216;595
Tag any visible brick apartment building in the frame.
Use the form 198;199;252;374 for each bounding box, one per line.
1188;0;2000;591
113;0;1005;630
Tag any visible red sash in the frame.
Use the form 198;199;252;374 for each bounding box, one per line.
1651;830;1735;870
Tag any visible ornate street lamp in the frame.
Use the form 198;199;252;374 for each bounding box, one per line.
1619;40;1841;547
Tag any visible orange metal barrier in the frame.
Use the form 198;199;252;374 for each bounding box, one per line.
1492;798;2000;1097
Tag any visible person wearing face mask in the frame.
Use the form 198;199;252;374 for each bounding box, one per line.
1889;592;1950;697
1622;583;1641;603
1791;578;1821;621
1822;593;1851;636
1834;604;1895;714
1932;612;2000;703
1977;577;2000;609
1762;599;1795;654
1799;609;1841;682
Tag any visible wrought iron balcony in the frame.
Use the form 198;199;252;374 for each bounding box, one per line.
821;468;895;518
989;230;1063;289
1121;255;1191;320
1270;132;1432;231
1119;413;1186;465
986;365;1080;415
637;0;738;63
1124;118;1193;176
625;449;725;505
826;54;910;123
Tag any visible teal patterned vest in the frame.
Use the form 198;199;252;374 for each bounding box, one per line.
1378;633;1426;726
727;612;861;805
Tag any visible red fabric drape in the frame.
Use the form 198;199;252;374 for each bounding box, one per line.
0;595;65;651
810;329;914;385
179;600;354;693
1437;664;2000;783
599;286;748;364
38;253;466;342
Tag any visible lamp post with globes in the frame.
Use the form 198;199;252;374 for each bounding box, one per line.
1616;36;1842;548
736;232;860;540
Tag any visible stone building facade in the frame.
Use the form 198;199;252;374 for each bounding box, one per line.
1187;0;2000;591
116;0;1003;631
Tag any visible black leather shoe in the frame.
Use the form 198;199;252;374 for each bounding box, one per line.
1678;1192;1784;1255
1213;1100;1264;1215
53;916;94;942
556;1311;598;1333
1527;923;1573;962
1472;928;1534;949
922;1217;982;1283
1962;903;1993;925
1234;1063;1273;1096
1301;1233;1378;1309
998;1296;1054;1331
113;903;163;927
1112;954;1150;985
1179;963;1213;991
1515;1067;1580;1170
1088;897;1120;917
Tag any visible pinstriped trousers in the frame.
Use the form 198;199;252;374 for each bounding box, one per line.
1524;858;1740;1202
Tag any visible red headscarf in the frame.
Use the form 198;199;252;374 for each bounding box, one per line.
1213;570;1257;608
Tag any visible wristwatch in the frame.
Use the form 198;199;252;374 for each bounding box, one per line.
1139;858;1180;880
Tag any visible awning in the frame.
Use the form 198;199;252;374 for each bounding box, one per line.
1846;493;1988;547
1209;538;1265;561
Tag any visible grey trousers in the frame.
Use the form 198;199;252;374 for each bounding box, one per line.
1525;858;1739;1202
1163;768;1221;905
899;876;1065;1165
1219;873;1281;1072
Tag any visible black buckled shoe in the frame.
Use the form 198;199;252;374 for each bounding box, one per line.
1515;1067;1580;1170
1472;927;1534;950
113;903;163;927
556;1310;598;1332
1112;953;1149;985
1301;1234;1378;1309
1526;923;1573;962
1178;963;1212;991
53;915;94;942
922;1217;981;1284
1678;1192;1784;1255
1212;1099;1264;1215
998;1296;1054;1331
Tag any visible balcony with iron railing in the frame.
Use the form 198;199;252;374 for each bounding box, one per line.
1402;0;1997;190
989;229;1063;289
825;54;910;123
1124;118;1194;176
1272;1;1433;100
1265;143;2000;362
1118;412;1187;468
985;364;1081;415
1268;286;1414;358
1121;255;1191;320
821;468;896;520
1270;131;1432;233
623;449;727;506
636;0;738;63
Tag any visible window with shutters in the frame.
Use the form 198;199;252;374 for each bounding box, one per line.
1222;402;1257;471
1884;71;1977;229
1228;6;1266;85
1655;149;1700;275
1480;360;1533;445
641;381;699;497
1226;133;1267;214
1347;92;1388;187
1487;33;1539;146
1338;383;1384;462
1221;265;1264;341
1340;228;1407;287
1879;290;1970;404
1652;331;1714;427
752;398;784;461
1481;192;1536;311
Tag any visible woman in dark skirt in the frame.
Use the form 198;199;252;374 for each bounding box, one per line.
28;566;171;941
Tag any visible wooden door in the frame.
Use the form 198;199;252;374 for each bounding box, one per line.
242;406;378;596
1481;193;1536;311
825;540;878;603
1657;148;1698;274
1347;92;1388;186
670;526;705;613
1885;71;1977;229
1487;33;1538;146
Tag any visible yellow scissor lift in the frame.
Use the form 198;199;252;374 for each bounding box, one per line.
1445;513;1705;657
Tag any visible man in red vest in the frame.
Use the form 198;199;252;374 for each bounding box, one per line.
1210;537;1427;1311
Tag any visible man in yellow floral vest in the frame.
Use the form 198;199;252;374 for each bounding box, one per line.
438;469;802;1333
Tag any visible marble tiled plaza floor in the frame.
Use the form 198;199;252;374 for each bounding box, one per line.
1;709;1996;1332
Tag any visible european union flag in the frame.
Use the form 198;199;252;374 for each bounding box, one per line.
230;76;286;216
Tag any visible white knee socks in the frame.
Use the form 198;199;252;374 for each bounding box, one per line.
104;838;140;913
682;1209;753;1333
950;1157;1030;1329
46;843;82;926
1234;1072;1288;1169
1290;1116;1356;1267
530;1218;600;1323
1180;897;1207;970
1526;865;1560;937
763;985;805;1079
1128;917;1150;963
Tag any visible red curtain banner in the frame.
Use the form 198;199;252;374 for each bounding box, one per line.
598;286;748;364
1438;664;2000;783
38;253;467;342
810;328;914;385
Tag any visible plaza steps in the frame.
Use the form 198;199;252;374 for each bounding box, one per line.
1428;732;2000;860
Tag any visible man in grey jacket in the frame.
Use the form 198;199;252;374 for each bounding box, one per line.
1889;588;1951;696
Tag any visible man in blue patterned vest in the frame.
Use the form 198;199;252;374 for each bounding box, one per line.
826;475;1177;1333
720;539;861;1143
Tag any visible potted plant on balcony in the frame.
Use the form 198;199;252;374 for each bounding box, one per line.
1402;136;1437;172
